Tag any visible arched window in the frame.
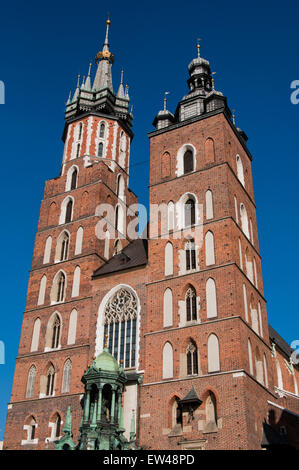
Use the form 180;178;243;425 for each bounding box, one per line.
99;122;106;138
163;288;173;327
70;168;78;190
51;314;61;349
162;342;173;379
104;230;110;259
46;364;55;396
236;155;245;186
78;123;83;141
208;334;220;372
67;309;77;345
186;341;198;375
205;392;218;431
30;318;41;352
185;239;196;271
170;397;182;429
103;288;138;369
115;205;124;232
62;359;72;393
183;150;194;174
76;143;80;158
51;272;66;303
253;258;258;288
43;236;52;264
55;231;70;262
245;248;254;283
71;266;80;298
25;416;37;442
206;278;218;319
116;175;125;201
248;339;253;375
165;242;173;276
205;190;214;220
98;142;103;157
167;201;175;232
184;198;195;227
65;199;73;223
186;286;197;322
240;203;249;238
75;226;83;255
26;366;36;398
54;414;61;438
37;275;47;306
205;231;215;266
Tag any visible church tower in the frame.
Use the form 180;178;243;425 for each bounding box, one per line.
4;20;138;449
140;42;275;450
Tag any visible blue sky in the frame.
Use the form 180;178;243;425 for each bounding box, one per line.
0;0;298;440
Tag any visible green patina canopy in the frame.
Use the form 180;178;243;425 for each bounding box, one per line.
92;347;119;373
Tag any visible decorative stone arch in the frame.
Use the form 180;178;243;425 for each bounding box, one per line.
176;143;196;177
65;164;79;191
95;284;141;370
55;229;70;262
59;196;74;225
177;192;199;229
45;311;63;351
50;270;67;304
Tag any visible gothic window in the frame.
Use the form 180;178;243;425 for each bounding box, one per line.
62;359;72;393
51;314;61;349
99;123;106;138
43;236;52;264
185;239;196;271
184;198;195;227
167;201;175;232
208;334;220;372
75;226;83;255
30;318;41;352
206;278;218;318
52;272;66;303
103;288;138;369
255;347;264;384
67;309;77;345
78;123;83;141
70;168;78;190
46;365;55;396
186;286;197;322
76;143;80;158
183;150;194;174
98;142;103;157
71;266;80;298
163;288;173;327
165;242;173;276
236;155;245;187
240;203;249;238
263;354;268;388
162;342;173;379
258;302;263;338
276;359;283;389
54;414;61;438
205;190;214;220
205;392;218;430
186;341;198;375
55;231;70;262
116;175;125;201
37;275;47;306
205;231;215;266
248;339;253;375
25;416;37;442
243;284;248;322
65;199;73;223
26;365;36;398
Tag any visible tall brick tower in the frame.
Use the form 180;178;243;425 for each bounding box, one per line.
140;42;278;450
4;20;138;449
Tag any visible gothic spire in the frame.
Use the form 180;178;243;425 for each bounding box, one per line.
93;18;114;91
84;62;92;91
117;69;125;98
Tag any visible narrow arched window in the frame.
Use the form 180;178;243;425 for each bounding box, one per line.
43;236;52;264
98;142;103;157
99;123;105;138
206;278;218;318
76;143;80;158
276;360;283;389
208;334;220;372
115;205;119;231
70;168;78;190
162;342;173;379
65;200;73;223
240;203;249;238
263;354;268;388
236;155;245;186
51;314;61;349
26;416;37;442
67;309;77;345
185;198;195;227
71;266;80;297
205;190;214;220
46;365;55;396
62;359;72;393
205;392;218;429
163;288;173;327
55;272;66;303
60;232;69;261
165;242;173;276
248;339;253;375
55;414;61;438
37;275;47;306
114;239;122;255
186;286;197;322
185;239;196;270
26;366;36;398
78;123;83;141
186;341;198;375
183;150;193;174
205;231;215;266
30;318;41;352
255;347;264;384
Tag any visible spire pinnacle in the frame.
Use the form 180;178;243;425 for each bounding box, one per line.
164;91;170;111
84;62;92;91
117;69;125;98
93;18;114;91
197;38;201;58
211;72;216;90
232;109;236;125
73;74;81;101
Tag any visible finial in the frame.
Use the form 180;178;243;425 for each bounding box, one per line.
197;38;201;58
211;72;216;90
232;109;236;125
104;333;109;348
163;91;170;111
120;69;124;84
66;90;72;105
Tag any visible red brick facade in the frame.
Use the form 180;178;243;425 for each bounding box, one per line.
3;39;299;450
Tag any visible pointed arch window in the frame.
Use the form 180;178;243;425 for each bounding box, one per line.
26;365;36;398
58;232;69;261
186;341;198;375
183;150;194;174
65;200;73;223
78;123;83;141
114;239;122;255
185;198;195;227
208;334;220;372
185;239;196;270
98;142;104;157
55;414;61;438
70;168;78;190
103;288;138;369
62;359;72;393
46;365;55;396
99;123;106;138
56;272;66;302
76;143;80;158
186;286;197;322
51;314;61;349
26;416;37;441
